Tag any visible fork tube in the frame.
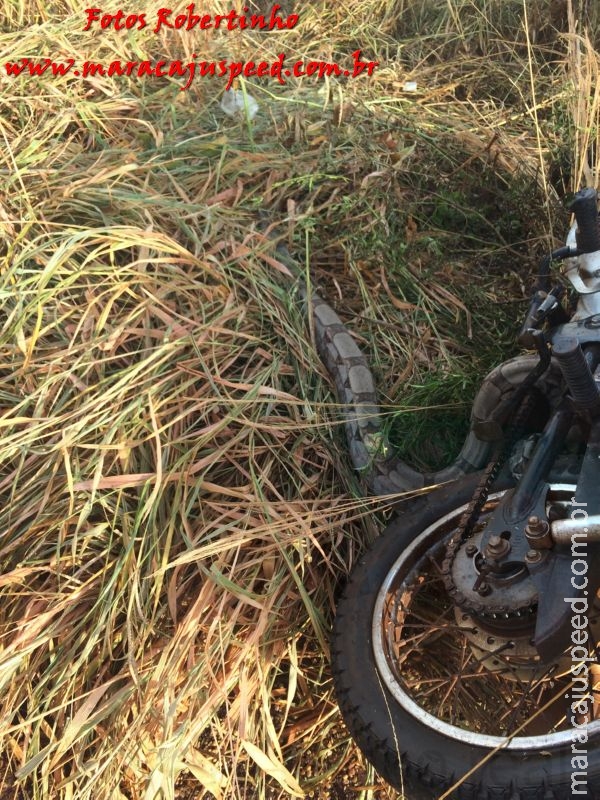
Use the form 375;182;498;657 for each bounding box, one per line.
506;404;574;523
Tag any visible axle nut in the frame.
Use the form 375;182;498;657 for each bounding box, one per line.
525;515;552;550
484;534;511;559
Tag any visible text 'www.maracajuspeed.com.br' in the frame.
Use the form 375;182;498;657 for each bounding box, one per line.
4;50;379;91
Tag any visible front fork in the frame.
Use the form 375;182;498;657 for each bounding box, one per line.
476;343;600;661
528;416;600;661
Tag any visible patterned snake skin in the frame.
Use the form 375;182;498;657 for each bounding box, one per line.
268;228;564;494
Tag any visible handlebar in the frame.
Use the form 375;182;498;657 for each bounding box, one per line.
569;187;600;253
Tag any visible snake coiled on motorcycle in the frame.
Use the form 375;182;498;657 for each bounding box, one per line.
269;231;564;494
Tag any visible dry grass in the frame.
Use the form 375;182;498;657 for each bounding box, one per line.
0;1;599;798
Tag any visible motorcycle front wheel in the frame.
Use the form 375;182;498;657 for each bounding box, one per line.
332;468;600;799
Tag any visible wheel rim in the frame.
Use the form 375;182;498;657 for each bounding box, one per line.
372;484;600;750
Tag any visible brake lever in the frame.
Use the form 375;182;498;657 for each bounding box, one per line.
518;284;569;348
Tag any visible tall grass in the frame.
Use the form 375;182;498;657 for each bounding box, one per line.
0;0;599;798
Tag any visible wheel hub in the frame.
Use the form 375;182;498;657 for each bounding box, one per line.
444;524;539;627
453;607;542;677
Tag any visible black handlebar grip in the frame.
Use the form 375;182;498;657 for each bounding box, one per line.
569;187;600;253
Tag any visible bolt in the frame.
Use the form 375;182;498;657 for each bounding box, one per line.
476;581;492;596
527;515;549;535
525;549;542;564
485;534;511;559
465;544;477;557
525;515;552;549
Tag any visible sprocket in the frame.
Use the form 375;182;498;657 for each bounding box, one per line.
440;383;543;625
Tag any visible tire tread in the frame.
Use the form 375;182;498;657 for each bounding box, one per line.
331;469;598;799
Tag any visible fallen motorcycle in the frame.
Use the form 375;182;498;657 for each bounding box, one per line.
325;188;600;798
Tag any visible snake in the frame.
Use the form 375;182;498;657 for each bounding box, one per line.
266;227;565;495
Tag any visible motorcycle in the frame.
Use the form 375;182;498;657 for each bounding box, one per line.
322;188;600;798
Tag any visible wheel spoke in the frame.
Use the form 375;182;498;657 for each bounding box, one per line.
376;486;599;739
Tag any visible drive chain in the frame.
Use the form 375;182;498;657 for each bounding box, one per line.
441;353;550;619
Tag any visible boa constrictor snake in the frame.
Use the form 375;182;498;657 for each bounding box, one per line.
267;230;564;495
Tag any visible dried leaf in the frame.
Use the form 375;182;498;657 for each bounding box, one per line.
241;740;304;797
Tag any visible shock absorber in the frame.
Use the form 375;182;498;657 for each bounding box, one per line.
552;338;600;416
555;188;600;414
570;187;600;253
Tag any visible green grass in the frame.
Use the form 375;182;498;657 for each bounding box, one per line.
1;1;600;798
